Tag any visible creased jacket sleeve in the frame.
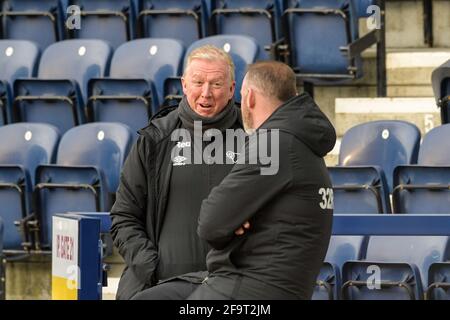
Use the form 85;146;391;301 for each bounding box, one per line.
110;135;158;285
198;132;291;249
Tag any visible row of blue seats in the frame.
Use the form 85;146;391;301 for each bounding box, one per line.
330;120;450;214
0;122;132;252
314;234;450;300
0;0;385;93
0;35;258;135
1;119;448;254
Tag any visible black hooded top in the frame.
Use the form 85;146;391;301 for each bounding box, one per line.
197;93;336;299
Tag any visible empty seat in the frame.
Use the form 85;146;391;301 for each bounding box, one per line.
342;236;450;300
13;39;112;134
282;0;386;96
34;123;132;249
417;123;450;166
67;0;136;49
0;123;59;250
338;120;421;192
210;0;283;60
88;38;184;135
427;262;450;300
393;166;450;214
329;166;389;214
163;35;258;106
138;0;207;48
313;235;367;300
0;40;39;126
1;0;65;50
432;59;450;124
393;124;450;214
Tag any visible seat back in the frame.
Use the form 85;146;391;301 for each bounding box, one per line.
339;120;421;192
283;0;360;81
34;123;132;248
427;262;450;300
0;40;39;125
366;236;450;293
110;38;184;108
0;40;39;84
329;166;390;213
139;0;207;48
56;123;132;193
393;166;450;214
0;123;60;185
418;124;450;165
38;39;112;102
210;0;282;60
0;123;59;249
185;35;258;102
2;0;65;50
313;235;367;300
67;0;135;49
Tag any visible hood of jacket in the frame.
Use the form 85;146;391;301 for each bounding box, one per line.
260;93;336;157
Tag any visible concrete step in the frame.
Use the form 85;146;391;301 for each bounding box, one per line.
359;0;450;48
310;49;450;124
335;97;440;137
5;254;51;300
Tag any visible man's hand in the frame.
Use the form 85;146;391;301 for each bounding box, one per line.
234;221;251;236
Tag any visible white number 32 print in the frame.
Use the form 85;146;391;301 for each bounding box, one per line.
319;188;334;210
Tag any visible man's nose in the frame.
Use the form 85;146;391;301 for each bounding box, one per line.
201;83;212;98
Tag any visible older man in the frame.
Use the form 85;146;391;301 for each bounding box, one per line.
110;45;242;300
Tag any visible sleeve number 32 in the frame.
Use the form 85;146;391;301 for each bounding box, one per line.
319;188;334;210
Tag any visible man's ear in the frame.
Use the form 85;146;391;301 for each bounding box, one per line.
229;81;236;100
247;88;256;110
181;77;187;95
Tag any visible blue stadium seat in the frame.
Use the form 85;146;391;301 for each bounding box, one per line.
342;236;450;300
0;123;59;250
138;0;207;48
417;123;450;166
1;0;65;50
339;120;421;193
13;39;112;134
33;123;132;249
281;0;386;96
66;0;136;50
392;124;450;214
209;0;283;60
163;35;258;106
393;166;450;214
427;262;450;300
432;59;450;124
329;166;390;214
0;40;39;126
88;38;184;135
313;235;367;300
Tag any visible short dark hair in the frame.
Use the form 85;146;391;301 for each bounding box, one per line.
245;61;297;102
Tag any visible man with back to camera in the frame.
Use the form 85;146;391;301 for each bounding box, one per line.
132;61;336;300
110;45;243;300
